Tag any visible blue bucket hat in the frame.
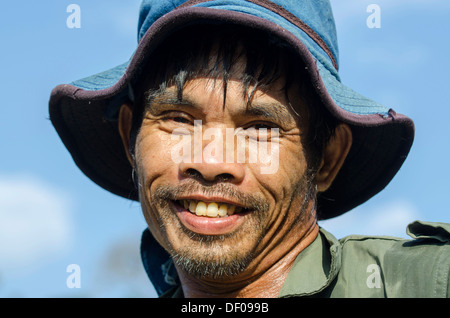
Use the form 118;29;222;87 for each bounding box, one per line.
49;0;414;220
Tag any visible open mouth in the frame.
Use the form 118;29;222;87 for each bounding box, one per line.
174;199;248;218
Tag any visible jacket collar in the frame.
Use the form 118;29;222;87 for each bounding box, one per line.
278;227;341;297
140;229;179;296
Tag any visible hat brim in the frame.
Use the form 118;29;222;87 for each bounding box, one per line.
49;6;414;220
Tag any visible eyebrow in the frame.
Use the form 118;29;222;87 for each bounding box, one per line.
146;90;296;125
243;102;295;125
145;91;195;113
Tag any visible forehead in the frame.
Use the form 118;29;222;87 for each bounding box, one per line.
134;24;313;124
153;74;289;105
146;76;303;127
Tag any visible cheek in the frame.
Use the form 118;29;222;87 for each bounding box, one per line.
135;129;180;246
135;128;180;185
251;139;308;200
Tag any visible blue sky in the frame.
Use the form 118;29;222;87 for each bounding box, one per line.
1;0;449;297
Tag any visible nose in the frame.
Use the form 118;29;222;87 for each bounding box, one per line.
178;142;245;184
179;160;245;184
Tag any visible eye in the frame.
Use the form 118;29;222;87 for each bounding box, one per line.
243;122;280;140
161;111;194;125
172;116;192;124
245;121;279;131
251;123;276;130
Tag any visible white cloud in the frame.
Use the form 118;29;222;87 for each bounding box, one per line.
319;199;421;239
0;174;74;276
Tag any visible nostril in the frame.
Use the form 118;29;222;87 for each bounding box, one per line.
216;173;233;182
184;168;202;179
183;169;234;183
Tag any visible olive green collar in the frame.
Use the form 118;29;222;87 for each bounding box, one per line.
279;227;341;297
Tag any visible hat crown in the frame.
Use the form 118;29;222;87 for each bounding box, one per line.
137;0;339;70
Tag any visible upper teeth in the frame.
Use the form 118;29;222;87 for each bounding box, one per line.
180;200;242;218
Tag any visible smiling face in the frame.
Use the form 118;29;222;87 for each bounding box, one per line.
132;74;317;279
118;25;351;283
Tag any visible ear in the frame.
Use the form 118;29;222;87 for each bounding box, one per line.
118;103;134;166
315;123;353;192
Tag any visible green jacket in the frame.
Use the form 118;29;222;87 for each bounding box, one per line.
280;220;450;297
143;220;450;298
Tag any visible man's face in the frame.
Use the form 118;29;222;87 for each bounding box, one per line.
132;71;318;279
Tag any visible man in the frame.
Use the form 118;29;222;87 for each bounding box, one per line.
49;0;450;298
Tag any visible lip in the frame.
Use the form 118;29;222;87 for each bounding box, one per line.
176;194;248;209
170;198;250;236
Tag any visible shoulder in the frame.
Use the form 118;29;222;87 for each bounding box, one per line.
335;221;450;297
382;221;450;297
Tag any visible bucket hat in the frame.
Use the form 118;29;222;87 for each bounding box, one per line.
49;0;414;220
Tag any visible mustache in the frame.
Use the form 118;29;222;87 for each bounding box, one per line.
151;180;270;213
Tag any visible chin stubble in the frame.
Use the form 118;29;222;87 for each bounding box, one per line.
147;177;314;279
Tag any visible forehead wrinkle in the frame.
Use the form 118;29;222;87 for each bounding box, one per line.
145;80;298;126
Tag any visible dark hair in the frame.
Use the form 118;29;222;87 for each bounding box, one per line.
129;23;339;171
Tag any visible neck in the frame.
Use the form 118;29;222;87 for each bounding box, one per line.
176;218;319;298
